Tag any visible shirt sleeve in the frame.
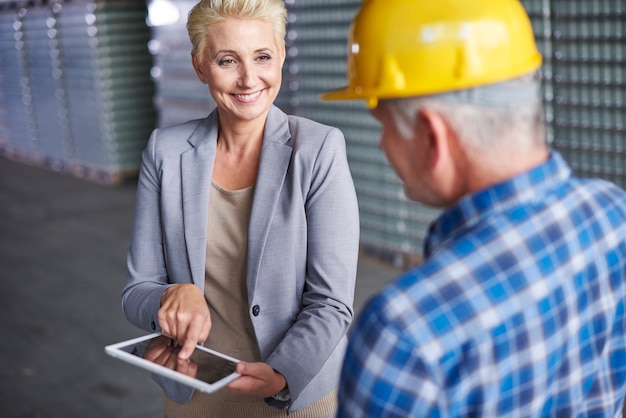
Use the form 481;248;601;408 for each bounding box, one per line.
337;301;445;418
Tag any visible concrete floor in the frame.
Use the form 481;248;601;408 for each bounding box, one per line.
0;156;400;418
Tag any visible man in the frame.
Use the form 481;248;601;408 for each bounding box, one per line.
322;0;626;416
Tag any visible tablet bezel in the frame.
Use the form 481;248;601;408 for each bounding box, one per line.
105;333;241;394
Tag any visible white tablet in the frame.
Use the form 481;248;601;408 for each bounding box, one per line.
105;333;240;393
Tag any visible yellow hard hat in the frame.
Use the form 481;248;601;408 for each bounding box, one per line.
321;0;543;108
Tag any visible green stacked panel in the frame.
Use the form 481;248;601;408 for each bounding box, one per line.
0;4;37;156
58;0;156;179
0;0;156;183
21;3;72;162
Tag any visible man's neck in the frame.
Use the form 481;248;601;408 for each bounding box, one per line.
465;146;550;196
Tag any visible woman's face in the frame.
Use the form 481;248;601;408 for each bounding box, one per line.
193;18;285;125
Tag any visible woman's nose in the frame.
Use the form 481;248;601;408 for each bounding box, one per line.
238;62;255;87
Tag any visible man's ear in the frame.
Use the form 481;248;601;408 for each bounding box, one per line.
416;108;452;169
417;108;466;203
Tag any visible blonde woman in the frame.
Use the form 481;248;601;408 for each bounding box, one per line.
121;0;360;416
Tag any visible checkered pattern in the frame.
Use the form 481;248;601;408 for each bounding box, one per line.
338;152;626;417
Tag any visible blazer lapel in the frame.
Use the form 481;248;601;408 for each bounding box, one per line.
247;106;293;295
181;113;218;286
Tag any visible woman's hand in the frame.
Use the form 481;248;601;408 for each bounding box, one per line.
227;361;287;398
158;283;211;360
142;335;199;378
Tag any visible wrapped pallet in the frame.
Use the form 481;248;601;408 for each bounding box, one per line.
0;0;156;184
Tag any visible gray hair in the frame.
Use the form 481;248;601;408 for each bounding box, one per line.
385;72;547;153
187;0;287;60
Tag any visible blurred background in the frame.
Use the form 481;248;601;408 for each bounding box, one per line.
0;0;624;416
1;0;625;263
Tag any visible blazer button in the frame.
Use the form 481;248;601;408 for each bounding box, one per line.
151;321;156;331
252;305;260;317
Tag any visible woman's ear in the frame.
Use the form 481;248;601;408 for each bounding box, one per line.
191;52;205;84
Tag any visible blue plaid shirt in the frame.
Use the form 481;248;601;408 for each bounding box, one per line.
338;152;626;417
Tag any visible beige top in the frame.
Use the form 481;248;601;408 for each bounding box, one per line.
164;181;337;417
203;180;259;363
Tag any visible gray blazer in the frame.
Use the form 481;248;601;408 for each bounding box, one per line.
122;105;360;411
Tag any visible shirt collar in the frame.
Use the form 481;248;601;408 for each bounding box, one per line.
424;151;572;257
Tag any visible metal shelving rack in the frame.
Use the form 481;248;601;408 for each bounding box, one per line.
548;0;625;188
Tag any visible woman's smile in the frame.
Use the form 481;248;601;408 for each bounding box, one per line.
232;90;263;103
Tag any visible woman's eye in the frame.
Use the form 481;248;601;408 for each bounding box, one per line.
257;55;271;62
218;58;236;66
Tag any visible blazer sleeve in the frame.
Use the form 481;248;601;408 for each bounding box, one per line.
264;125;360;407
121;129;173;333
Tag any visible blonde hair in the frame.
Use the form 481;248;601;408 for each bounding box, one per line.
187;0;287;60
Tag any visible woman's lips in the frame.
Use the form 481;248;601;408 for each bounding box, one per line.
232;90;262;102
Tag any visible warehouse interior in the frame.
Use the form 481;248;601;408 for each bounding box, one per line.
0;0;624;416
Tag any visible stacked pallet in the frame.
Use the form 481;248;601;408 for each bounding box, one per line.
0;0;156;184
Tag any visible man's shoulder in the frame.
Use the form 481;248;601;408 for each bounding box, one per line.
554;175;626;231
563;173;626;202
356;263;450;335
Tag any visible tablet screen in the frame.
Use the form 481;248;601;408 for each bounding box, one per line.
117;334;238;385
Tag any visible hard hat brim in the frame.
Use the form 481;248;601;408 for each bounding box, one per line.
320;86;360;101
320;86;380;108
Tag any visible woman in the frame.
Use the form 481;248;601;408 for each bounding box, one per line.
121;0;360;416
